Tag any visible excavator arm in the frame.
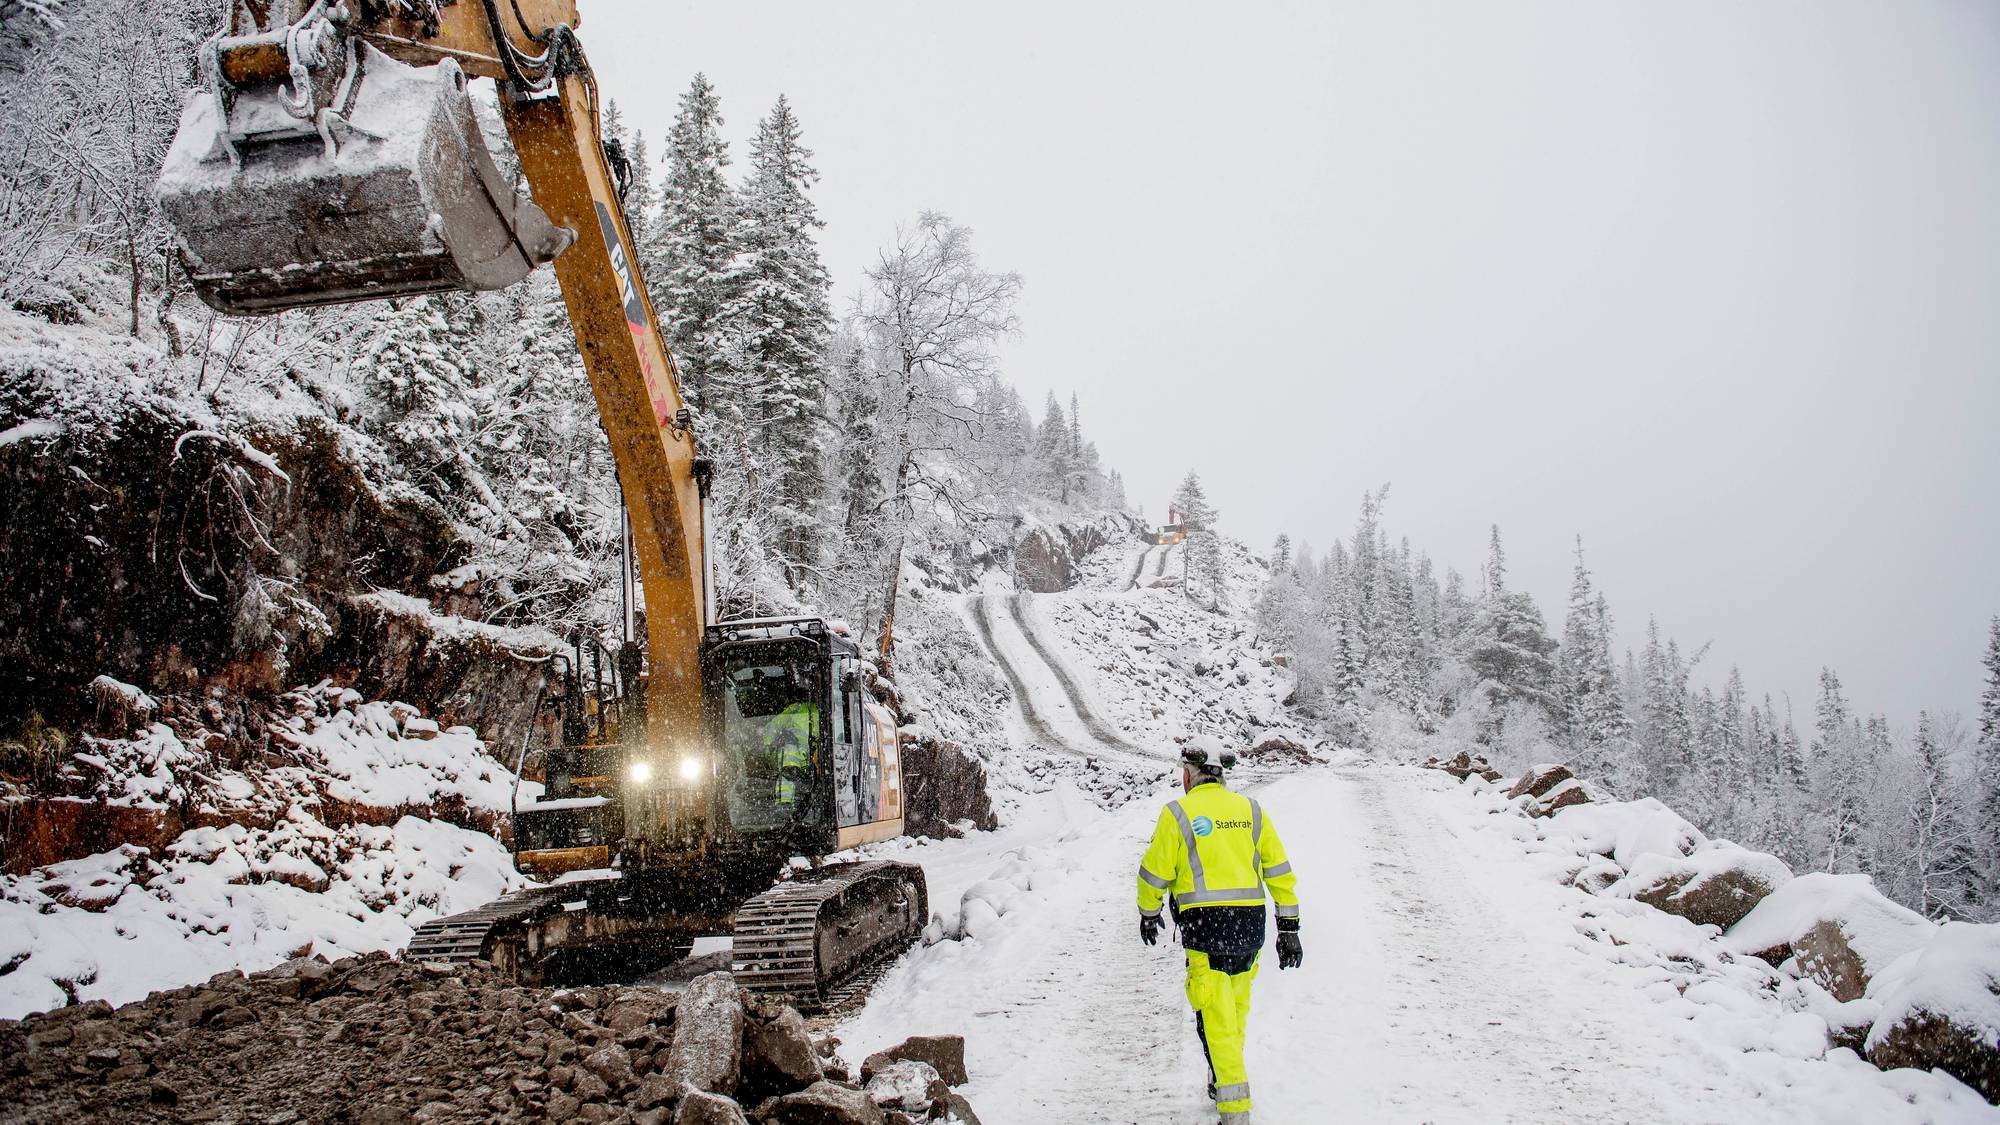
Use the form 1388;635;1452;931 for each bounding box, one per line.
159;1;709;802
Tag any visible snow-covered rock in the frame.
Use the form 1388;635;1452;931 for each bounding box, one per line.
862;1034;969;1087
1723;873;1939;1001
1543;797;1705;867
1507;762;1574;800
1866;922;2000;1101
763;1080;886;1125
663;970;747;1096
865;1058;947;1112
1527;777;1594;817
1608;844;1794;930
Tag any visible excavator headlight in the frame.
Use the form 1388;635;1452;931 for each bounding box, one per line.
628;760;654;785
678;755;706;783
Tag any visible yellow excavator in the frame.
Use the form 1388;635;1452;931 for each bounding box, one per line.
155;0;926;1008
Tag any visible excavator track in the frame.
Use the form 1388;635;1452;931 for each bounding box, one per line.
732;860;928;1012
404;883;585;966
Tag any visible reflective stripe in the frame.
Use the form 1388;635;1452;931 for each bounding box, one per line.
1219;1112;1252;1124
1215;1082;1251;1103
1176;886;1265;907
1274;903;1300;918
1139;867;1171;889
1139;906;1162;919
1250;800;1263;849
1169;801;1205;887
1261;860;1292;879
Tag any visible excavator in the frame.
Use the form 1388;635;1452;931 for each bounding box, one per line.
154;0;927;1009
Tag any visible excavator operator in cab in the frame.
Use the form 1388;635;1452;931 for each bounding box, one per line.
762;698;816;806
1137;737;1302;1125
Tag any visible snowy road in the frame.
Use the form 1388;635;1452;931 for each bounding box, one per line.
844;765;1992;1124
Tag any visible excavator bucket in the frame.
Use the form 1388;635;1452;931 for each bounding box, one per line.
157;45;573;317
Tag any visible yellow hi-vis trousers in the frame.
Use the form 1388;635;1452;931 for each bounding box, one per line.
1186;949;1257;1122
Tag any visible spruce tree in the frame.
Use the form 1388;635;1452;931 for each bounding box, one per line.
1467;571;1560;741
1484;523;1507;595
648;74;736;416
718;95;834;593
1557;538;1603;753
1971;618;2000;917
1172;470;1226;610
1033;394;1073;501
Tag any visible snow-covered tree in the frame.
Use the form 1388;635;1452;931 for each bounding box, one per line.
1892;712;1979;918
855;212;1020;674
1464;527;1557;742
717;96;834;594
1173;470;1227;611
1556;539;1628;776
1969;618;2000;918
646;74;737;415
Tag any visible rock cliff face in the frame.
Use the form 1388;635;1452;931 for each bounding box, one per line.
1008;513;1136;594
0;373;561;776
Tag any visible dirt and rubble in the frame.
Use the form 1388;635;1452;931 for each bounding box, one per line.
0;953;980;1125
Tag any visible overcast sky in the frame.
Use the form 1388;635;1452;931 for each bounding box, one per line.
586;0;2000;729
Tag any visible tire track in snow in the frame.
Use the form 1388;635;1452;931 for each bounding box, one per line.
958;851;1198;1123
967;595;1074;753
1125;545;1159;591
1243;767;1788;1124
1005;595;1154;757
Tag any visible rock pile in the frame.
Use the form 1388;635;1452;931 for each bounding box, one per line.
1419;750;1501;784
1438;758;2000;1105
0;954;980;1124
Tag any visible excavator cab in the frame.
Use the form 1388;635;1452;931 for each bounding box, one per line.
693;618;906;855
156;2;572;316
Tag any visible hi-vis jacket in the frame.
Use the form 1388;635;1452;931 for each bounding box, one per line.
1137;780;1299;920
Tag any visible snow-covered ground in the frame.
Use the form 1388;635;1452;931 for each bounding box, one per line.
838;764;2000;1124
0;686;535;1018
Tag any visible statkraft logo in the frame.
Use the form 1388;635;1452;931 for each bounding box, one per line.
1192;816;1214;837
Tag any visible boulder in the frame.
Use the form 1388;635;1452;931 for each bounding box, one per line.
865;1059;947;1114
741;1002;823;1098
861;1035;968;1087
763;1080;887;1125
582;1044;636;1091
661;972;745;1096
1609;845;1794;930
1865;922;2000;1102
901;736;999;838
604;993;676;1035
1723;873;1937;1001
1507;763;1574;801
674;1091;750;1125
1528;779;1592;818
1545;798;1705;868
1570;858;1624;896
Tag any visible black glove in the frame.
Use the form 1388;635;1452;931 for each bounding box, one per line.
1139;913;1162;946
1277;931;1303;970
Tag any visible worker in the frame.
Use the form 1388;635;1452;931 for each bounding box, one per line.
761;699;816;805
1137;739;1302;1125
